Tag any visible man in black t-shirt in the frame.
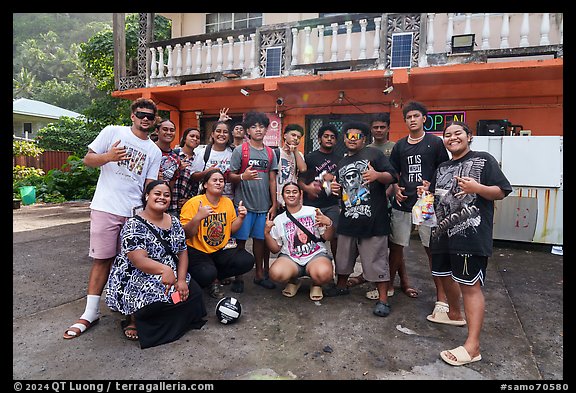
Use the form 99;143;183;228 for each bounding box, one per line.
299;124;342;260
388;101;451;318
323;121;397;318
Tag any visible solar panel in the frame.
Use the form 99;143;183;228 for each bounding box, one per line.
265;46;283;77
390;33;413;69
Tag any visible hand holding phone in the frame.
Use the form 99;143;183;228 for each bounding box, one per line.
171;291;181;304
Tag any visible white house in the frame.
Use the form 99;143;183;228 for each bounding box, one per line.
13;98;82;140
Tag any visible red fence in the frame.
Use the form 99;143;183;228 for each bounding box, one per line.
13;150;73;172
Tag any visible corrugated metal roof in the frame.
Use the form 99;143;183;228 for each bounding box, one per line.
13;98;82;119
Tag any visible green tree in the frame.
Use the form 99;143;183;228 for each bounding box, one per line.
80;13;171;93
35;117;99;157
13;67;36;98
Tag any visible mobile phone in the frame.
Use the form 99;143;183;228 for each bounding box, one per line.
171;291;181;304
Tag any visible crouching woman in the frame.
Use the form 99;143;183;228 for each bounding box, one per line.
106;180;207;348
265;182;335;301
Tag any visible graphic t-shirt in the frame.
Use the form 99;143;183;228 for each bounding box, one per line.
301;150;342;209
230;143;278;213
429;150;512;257
336;147;397;238
88;125;162;217
270;205;328;266
180;194;238;254
276;148;305;206
389;133;449;212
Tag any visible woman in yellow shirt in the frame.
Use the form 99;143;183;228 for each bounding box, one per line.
180;169;254;298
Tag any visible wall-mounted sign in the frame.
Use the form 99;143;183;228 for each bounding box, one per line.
424;111;466;134
264;113;282;147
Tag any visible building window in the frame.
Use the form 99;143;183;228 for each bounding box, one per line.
206;13;262;34
23;122;32;139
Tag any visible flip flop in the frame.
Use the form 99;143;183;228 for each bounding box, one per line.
120;318;139;341
253;277;276;289
440;346;482;366
282;279;302;297
427;310;467;326
63;318;100;339
309;285;323;301
123;326;139;341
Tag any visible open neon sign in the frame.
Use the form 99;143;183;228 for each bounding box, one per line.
424;111;466;134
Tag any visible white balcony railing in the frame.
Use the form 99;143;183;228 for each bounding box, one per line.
144;13;562;88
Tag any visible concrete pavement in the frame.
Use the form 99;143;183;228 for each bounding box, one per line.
13;201;564;381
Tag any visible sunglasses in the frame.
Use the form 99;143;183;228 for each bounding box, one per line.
134;111;156;121
345;132;364;141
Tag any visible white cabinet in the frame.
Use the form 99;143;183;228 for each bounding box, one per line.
472;136;563;245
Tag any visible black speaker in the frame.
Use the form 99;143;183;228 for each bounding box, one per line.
476;120;510;136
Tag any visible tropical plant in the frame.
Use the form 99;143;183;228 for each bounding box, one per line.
35;117;99;157
13;140;44;157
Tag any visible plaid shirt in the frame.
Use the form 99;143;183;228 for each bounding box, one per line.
171;150;199;215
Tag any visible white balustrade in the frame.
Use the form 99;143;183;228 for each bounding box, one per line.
481;13;490;49
358;19;367;60
250;33;259;78
446;13;454;52
426;14;435;54
215;38;223;72
146;13;562;85
316;25;325;63
166;45;173;77
149;47;157;79
227;36;235;69
500;13;510;49
184;42;192;75
330;23;339;62
560;15;563;44
373;17;381;58
344;21;352;60
238;35;245;70
540;13;550;45
157;46;164;78
303;26;312;63
175;44;182;76
204;39;213;73
519;13;529;47
464;13;472;34
291;28;299;66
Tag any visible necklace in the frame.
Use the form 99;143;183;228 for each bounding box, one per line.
408;132;425;143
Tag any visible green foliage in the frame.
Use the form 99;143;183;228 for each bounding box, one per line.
13;166;45;200
40;156;99;201
13;140;44;157
32;79;93;114
13;156;99;203
82;95;132;129
35;117;99;157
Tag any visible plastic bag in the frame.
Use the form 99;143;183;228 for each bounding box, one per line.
412;191;437;227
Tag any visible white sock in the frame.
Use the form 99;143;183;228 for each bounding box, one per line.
79;295;101;323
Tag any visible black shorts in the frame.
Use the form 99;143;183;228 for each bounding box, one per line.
431;253;487;286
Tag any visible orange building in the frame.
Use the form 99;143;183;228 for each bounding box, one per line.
111;13;563;245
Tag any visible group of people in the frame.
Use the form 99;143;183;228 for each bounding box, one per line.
63;98;512;367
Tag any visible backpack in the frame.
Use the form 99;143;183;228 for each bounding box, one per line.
238;141;280;174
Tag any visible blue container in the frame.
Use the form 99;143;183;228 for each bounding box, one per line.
19;186;36;205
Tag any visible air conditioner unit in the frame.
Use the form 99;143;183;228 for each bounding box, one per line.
476;120;510;136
